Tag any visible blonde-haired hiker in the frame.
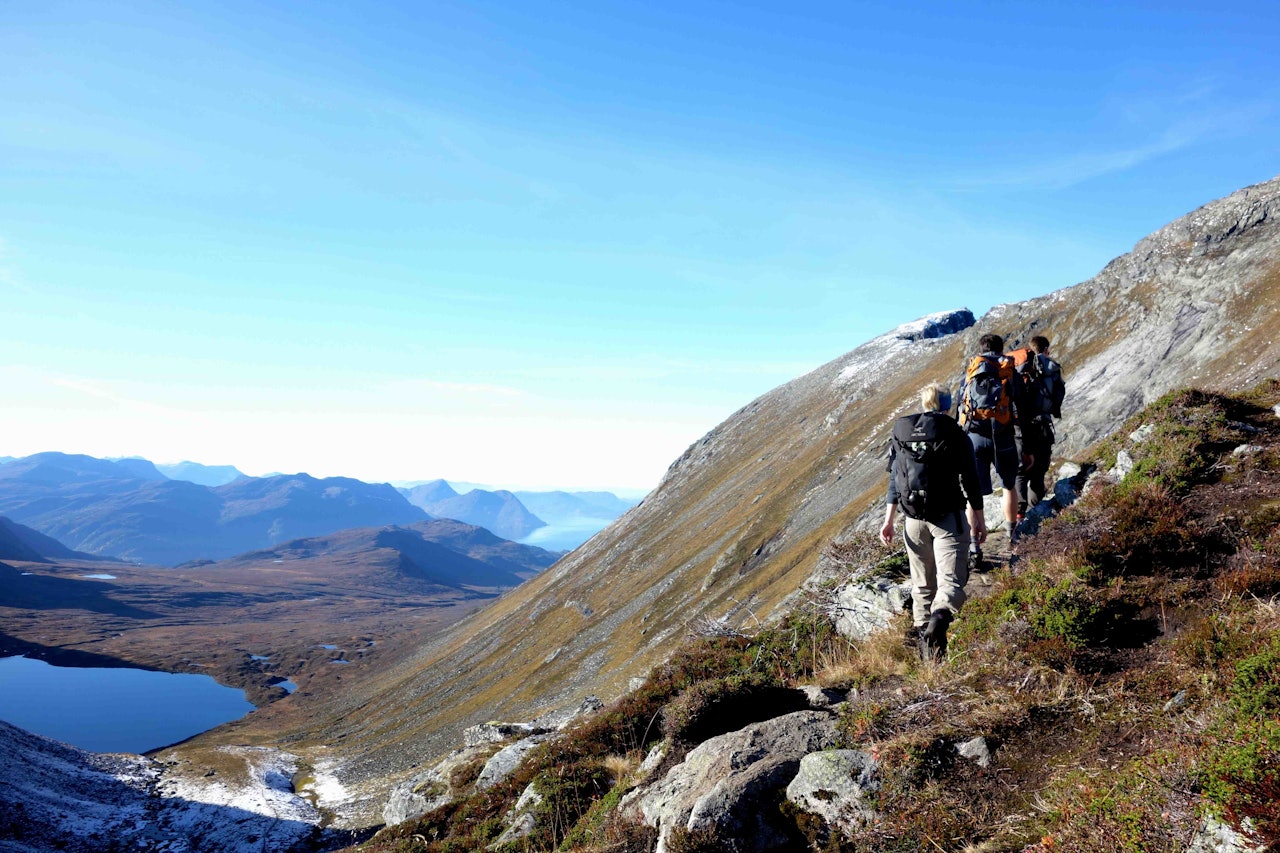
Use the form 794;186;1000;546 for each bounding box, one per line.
880;383;987;661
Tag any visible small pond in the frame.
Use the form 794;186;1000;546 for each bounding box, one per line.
0;656;255;754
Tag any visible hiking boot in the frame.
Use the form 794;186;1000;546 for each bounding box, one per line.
904;624;922;649
919;610;952;663
968;547;984;573
1009;521;1021;546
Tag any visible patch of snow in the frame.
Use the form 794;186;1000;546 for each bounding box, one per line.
80;573;117;580
303;759;351;810
0;721;353;853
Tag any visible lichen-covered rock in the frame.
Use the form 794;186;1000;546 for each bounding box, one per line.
464;696;603;748
954;736;991;768
1184;815;1266;853
464;721;541;748
833;576;910;641
1130;424;1156;443
799;685;846;708
621;710;839;853
785;749;879;833
476;735;550;790
382;745;490;826
1110;449;1135;480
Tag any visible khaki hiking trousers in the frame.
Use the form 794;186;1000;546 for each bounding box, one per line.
903;511;971;626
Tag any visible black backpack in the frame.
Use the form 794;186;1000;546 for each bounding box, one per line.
1039;356;1065;418
890;413;954;521
1008;348;1064;419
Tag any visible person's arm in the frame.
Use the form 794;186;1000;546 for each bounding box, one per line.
967;504;987;545
954;421;987;544
882;433;899;546
880;503;897;547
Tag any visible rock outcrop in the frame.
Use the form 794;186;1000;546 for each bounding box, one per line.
622;710;841;853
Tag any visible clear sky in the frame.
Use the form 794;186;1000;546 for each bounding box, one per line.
2;1;1277;491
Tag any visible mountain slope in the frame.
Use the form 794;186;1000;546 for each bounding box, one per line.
243;177;1280;802
399;480;457;507
0;517;107;563
221;520;557;588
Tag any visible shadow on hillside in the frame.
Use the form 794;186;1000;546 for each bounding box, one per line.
0;562;159;619
0;631;161;671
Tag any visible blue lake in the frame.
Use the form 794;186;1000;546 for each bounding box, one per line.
519;518;615;552
0;656;255;754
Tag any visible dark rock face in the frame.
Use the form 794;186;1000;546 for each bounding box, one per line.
893;308;977;342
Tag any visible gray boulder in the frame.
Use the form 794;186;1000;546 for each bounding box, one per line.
383;745;490;826
833;576;910;641
785;749;879;833
799;685;846;708
1185;815;1266;853
1110;449;1136;480
464;696;604;749
464;721;541;747
955;736;992;768
476;734;550;790
622;710;839;853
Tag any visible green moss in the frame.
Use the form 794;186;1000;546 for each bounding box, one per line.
1029;578;1101;650
1231;638;1280;719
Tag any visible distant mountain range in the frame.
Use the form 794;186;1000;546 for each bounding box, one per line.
512;490;636;523
0;453;426;566
0;454;638;565
153;461;247;486
399;481;545;541
219;519;557;588
398;481;640;543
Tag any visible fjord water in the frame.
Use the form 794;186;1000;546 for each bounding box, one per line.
0;656;254;753
519;517;615;552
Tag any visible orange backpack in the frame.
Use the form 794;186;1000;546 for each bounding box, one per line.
958;354;1014;429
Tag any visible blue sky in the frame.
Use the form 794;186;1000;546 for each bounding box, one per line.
2;0;1277;491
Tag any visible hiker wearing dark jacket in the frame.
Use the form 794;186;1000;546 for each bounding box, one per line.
880;383;986;662
1015;335;1065;518
958;333;1031;564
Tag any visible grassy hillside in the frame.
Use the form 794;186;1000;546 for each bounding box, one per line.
354;379;1280;852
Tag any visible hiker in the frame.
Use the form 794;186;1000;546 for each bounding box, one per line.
880;383;986;662
1013;335;1066;520
957;333;1029;567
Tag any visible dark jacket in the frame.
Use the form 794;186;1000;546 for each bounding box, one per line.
887;411;983;521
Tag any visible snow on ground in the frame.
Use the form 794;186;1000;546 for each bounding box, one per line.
0;721;358;852
303;757;351;810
